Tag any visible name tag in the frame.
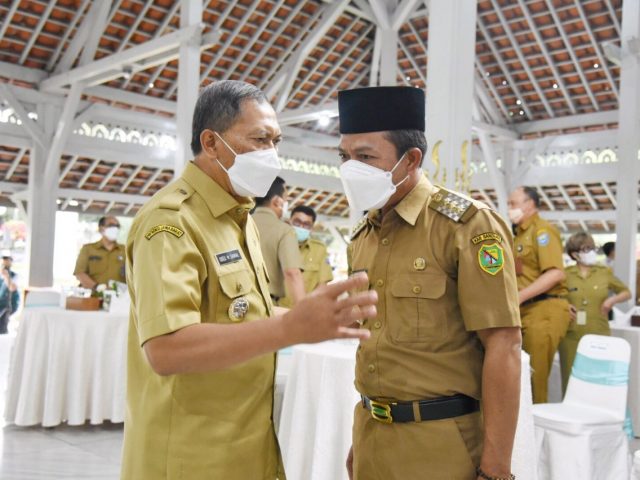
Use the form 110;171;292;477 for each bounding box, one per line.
89;255;102;261
577;310;587;326
216;250;242;266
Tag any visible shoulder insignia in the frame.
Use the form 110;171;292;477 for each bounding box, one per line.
536;229;550;246
478;243;505;276
429;188;477;223
145;225;184;240
350;217;367;240
471;232;503;245
158;184;195;211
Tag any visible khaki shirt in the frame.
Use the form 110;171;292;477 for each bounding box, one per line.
348;175;520;401
252;207;302;299
566;264;629;328
514;213;567;297
279;238;333;307
73;240;126;285
121;163;283;480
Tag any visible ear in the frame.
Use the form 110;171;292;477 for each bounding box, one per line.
200;129;218;158
405;147;423;171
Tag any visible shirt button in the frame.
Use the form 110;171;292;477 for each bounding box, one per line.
235;208;243;214
381;238;390;246
412;285;422;294
368;364;376;373
376;279;384;287
373;321;381;329
179;189;187;195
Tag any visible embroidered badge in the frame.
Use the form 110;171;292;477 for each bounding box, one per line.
228;297;249;321
471;232;503;245
413;257;426;270
537;230;550;246
145;225;184;240
478;243;505;276
215;249;242;266
517;244;523;253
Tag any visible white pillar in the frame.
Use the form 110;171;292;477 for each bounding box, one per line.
614;0;640;303
379;27;398;86
174;0;202;177
27;102;58;287
425;0;477;189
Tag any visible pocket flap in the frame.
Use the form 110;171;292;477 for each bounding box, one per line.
218;269;253;298
391;273;446;299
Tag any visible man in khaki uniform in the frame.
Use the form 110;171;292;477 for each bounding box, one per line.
339;86;522;480
252;177;304;304
73;216;125;288
121;80;378;480
508;186;570;404
279;205;333;308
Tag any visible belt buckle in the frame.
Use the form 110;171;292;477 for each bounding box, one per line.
369;400;393;424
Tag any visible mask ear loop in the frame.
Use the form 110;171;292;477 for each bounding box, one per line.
213;132;237;173
389;152;410;189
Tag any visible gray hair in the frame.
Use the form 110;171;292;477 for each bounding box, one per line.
190;80;267;155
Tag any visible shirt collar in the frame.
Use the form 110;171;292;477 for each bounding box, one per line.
517;212;539;233
181;162;254;219
393;174;434;226
253;206;278;219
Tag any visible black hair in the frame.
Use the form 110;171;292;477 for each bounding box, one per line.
255;177;286;206
602;241;616;257
98;216;107;227
291;205;317;223
190;80;267;155
522;186;541;208
384;129;427;166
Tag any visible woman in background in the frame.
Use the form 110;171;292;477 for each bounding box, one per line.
559;232;631;394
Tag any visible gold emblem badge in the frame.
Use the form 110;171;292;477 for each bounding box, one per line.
228;297;249;322
413;257;426;270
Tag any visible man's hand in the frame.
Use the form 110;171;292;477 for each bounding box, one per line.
282;272;376;344
568;303;577;321
600;298;614;317
346;446;354;480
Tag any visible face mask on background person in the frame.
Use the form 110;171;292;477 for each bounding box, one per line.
214;132;282;197
103;227;119;242
578;250;598;266
508;208;524;225
281;200;289;219
339;153;409;214
293;226;310;243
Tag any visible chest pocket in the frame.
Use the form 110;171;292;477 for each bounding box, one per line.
218;269;253;299
88;255;107;276
389;272;447;343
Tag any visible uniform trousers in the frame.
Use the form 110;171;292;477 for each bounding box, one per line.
352;402;482;479
520;298;571;403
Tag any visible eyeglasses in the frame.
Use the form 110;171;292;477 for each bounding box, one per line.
578;246;596;253
105;224;120;228
291;219;313;230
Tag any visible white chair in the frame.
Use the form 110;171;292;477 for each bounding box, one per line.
533;334;631;480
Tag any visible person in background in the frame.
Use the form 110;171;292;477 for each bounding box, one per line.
0;251;19;334
279;205;333;308
508;186;571;403
74;216;126;289
559;232;631;393
252;177;305;305
601;241;640;305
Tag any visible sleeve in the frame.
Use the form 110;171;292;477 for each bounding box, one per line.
319;247;334;284
130;210;207;346
10;290;19;314
73;245;89;276
278;226;303;270
536;224;565;273
456;209;521;331
607;269;630;295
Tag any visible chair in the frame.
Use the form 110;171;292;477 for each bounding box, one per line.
532;334;631;480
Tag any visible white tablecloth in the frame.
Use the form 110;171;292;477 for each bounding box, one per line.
3;306;128;427
278;341;536;480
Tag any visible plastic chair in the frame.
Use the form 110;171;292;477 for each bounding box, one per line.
532;334;631;480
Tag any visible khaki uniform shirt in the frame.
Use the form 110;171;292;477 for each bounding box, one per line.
279;238;333;308
566;264;629;329
252;207;302;299
514;213;567;297
121;163;283;480
348;175;520;401
73;240;126;285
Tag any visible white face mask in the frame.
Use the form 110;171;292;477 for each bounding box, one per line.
215;132;282;197
578;250;598;266
281;200;289;219
508;208;524;225
339;153;409;214
103;227;119;242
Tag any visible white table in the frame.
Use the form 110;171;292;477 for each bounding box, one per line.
3;306;128;427
278;341;537;480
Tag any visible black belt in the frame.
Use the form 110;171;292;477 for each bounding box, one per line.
362;394;479;424
521;293;565;308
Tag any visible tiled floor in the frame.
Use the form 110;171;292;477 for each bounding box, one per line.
0;329;124;480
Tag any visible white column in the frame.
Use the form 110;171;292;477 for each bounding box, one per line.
425;0;477;189
614;0;640;302
379;27;398;86
174;0;202;177
27;102;59;287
